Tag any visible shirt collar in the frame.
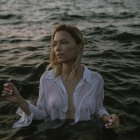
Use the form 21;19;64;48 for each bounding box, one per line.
82;65;92;83
44;65;92;83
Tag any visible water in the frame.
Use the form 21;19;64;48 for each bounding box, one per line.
0;0;140;139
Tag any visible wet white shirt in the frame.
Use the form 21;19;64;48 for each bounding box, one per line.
13;66;109;128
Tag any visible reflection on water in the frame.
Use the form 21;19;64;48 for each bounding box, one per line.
0;0;140;139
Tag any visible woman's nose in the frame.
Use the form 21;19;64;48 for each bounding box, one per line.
56;42;61;50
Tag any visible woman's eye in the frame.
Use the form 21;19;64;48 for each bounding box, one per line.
53;40;68;47
62;41;68;44
53;42;57;47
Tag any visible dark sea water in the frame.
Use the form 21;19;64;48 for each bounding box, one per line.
0;0;140;139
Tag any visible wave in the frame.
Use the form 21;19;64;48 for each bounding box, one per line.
107;32;140;41
0;14;22;20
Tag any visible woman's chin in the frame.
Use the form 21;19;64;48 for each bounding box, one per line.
57;59;64;63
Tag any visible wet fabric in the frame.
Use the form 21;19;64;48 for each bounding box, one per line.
13;66;109;128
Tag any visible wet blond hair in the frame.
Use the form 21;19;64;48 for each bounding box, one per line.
47;24;84;77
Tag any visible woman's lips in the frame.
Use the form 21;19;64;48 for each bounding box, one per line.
56;54;63;58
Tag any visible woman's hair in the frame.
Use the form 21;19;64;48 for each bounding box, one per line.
47;24;84;77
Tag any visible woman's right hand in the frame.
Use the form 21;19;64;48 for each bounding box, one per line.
1;83;23;104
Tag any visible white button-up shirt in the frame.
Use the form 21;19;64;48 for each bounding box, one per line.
13;66;109;128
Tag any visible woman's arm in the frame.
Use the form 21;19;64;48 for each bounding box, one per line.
2;83;31;115
1;73;48;128
95;74;119;128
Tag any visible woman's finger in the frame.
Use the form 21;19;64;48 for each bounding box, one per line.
110;114;119;128
4;82;20;96
5;83;19;95
105;114;119;129
4;86;13;93
3;83;14;95
1;90;12;97
111;114;119;123
4;83;13;90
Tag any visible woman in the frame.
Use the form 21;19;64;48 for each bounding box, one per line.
1;24;119;139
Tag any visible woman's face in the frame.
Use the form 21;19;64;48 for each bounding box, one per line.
53;31;78;64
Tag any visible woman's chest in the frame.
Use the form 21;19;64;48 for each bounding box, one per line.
46;82;97;111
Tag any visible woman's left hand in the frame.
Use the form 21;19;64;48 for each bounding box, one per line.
102;114;119;129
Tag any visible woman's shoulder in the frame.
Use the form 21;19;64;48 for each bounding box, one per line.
92;71;103;81
40;69;54;81
85;66;104;83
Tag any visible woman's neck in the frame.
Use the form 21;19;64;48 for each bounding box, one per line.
61;63;82;80
62;63;73;75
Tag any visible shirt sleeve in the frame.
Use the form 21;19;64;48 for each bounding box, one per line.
96;75;109;118
12;73;48;128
